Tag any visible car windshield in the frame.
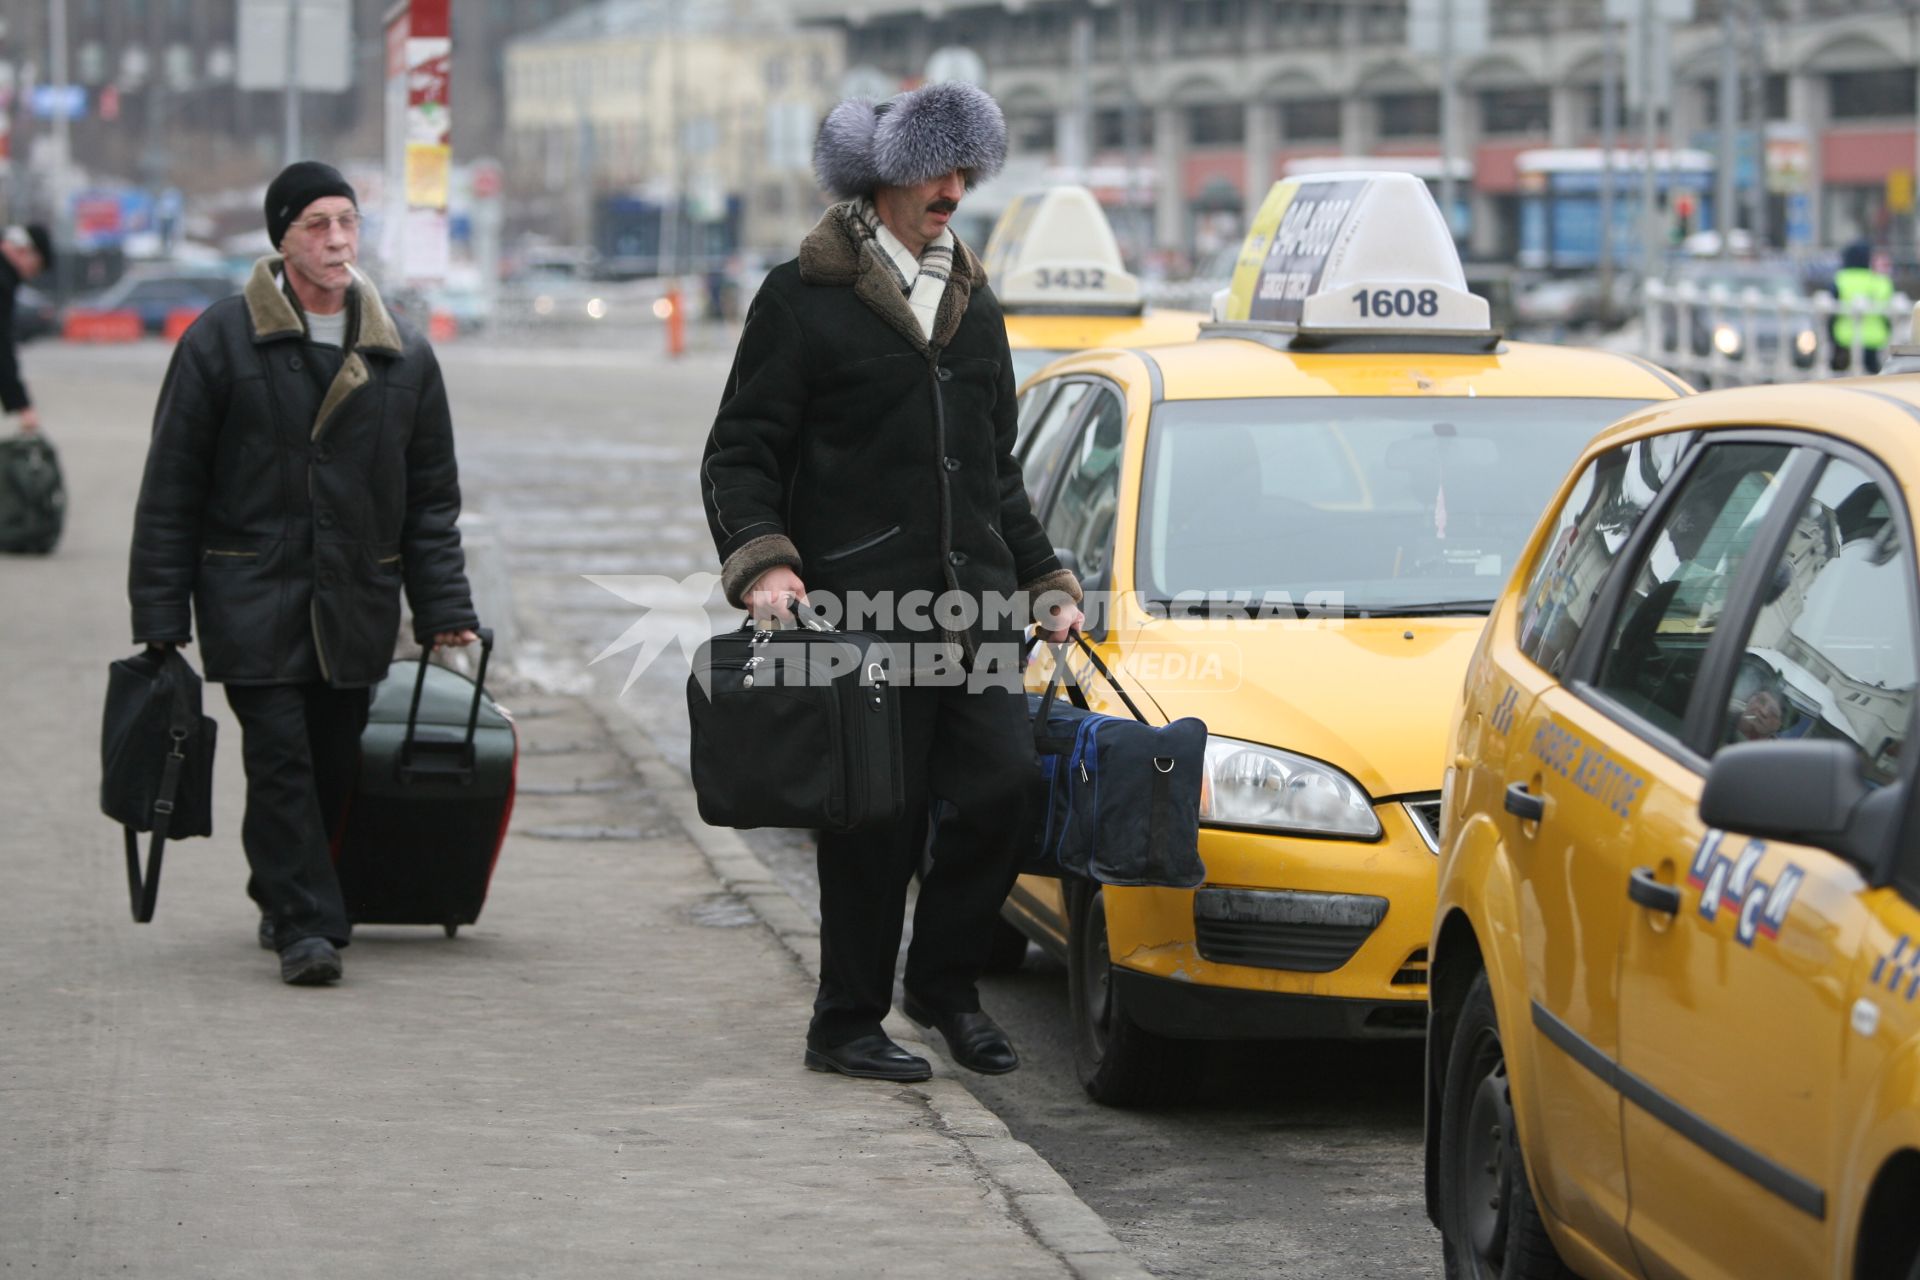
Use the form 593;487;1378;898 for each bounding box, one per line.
1136;396;1653;614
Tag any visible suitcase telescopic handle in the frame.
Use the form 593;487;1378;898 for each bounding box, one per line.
400;627;495;783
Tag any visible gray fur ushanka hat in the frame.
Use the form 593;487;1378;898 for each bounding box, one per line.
813;81;1008;199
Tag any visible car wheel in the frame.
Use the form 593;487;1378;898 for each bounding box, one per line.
1066;878;1194;1107
983;914;1031;973
1438;971;1573;1280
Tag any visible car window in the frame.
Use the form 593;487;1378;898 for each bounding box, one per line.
1716;456;1916;784
1516;433;1693;675
1592;443;1797;739
1018;380;1093;499
1016;378;1057;441
1135;396;1653;610
1043;387;1126;584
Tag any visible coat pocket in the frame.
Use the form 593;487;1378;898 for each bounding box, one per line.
818;524;902;563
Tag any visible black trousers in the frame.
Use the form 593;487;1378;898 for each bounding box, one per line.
810;682;1033;1049
224;682;370;947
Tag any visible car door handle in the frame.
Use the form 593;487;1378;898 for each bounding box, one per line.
1504;782;1545;821
1628;866;1681;915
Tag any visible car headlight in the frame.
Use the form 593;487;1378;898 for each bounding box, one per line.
1795;328;1818;357
1712;323;1741;356
1199;736;1382;839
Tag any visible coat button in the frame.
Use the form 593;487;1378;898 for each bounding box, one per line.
947;550;968;567
316;511;335;530
313;446;331;464
288;355;303;371
943;456;961;472
936;366;953;382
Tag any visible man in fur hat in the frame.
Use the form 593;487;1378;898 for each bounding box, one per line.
129;161;480;986
702;82;1085;1082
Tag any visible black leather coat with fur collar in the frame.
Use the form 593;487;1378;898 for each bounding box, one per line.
129;256;476;686
702;205;1078;656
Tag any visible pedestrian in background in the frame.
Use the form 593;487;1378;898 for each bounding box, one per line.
0;223;54;432
128;161;480;986
701;84;1084;1082
1830;239;1892;374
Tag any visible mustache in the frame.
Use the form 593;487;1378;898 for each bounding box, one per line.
927;200;958;215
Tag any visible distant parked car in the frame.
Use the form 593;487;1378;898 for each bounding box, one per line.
12;285;58;343
1658;262;1819;370
65;269;240;335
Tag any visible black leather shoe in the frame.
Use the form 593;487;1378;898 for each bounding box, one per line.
258;915;277;951
804;1034;932;1081
278;937;343;986
901;994;1019;1075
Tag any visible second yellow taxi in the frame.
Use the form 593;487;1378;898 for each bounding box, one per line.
996;171;1690;1105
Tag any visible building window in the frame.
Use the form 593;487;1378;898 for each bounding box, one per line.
1479;87;1549;136
1583;84;1625;134
1698;72;1789;125
1280;96;1341;141
1187;103;1244;147
1008;111;1055;154
1828;68;1916;121
1095;107;1154;151
1376;91;1439;139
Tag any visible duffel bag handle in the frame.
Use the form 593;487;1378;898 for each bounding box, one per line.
1031;629;1148;731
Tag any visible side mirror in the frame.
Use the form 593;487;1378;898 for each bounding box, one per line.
1698;739;1871;853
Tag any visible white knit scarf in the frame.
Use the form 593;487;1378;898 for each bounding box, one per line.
850;198;953;342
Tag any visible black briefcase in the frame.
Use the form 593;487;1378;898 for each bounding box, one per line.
100;646;218;922
0;432;65;554
686;617;904;832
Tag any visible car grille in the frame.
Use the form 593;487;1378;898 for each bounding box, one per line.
1402;796;1443;853
1193;888;1388;973
1392;948;1430;986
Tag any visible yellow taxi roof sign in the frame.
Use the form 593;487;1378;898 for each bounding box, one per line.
1214;172;1491;338
983;184;1144;315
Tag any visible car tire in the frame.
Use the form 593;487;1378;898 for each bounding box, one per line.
983;914;1031;973
1066;878;1195;1108
1438;970;1573;1280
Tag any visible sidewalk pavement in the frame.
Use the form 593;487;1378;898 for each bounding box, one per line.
0;351;1147;1278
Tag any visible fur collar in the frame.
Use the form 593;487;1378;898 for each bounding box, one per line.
242;256;402;355
797;203;987;354
243;256;403;441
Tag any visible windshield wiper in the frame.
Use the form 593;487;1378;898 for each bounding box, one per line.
1143;597;1314;619
1342;600;1496;617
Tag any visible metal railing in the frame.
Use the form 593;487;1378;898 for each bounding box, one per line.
1642;278;1913;387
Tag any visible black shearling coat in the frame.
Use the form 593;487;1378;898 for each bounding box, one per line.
701;205;1077;658
128;258;477;687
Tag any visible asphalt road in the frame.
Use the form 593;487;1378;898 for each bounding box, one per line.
37;334;1441;1278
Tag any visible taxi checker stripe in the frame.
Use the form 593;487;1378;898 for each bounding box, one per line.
1529;1001;1827;1221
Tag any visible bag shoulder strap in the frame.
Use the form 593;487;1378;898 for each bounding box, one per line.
124;650;198;924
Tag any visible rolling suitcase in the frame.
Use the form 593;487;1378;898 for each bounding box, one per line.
0;432;65;554
333;629;517;936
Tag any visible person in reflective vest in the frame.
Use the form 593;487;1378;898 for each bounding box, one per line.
1831;240;1893;373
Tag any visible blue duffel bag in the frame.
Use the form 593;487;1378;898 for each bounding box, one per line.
1023;634;1207;888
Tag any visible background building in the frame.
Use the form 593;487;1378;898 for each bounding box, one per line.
503;0;843;270
793;0;1920;265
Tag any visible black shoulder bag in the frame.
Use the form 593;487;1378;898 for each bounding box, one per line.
100;646;218;922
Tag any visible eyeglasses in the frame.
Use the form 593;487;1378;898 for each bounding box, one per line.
295;212;361;235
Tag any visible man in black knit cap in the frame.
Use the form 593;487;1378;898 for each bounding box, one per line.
0;223;53;431
128;161;480;985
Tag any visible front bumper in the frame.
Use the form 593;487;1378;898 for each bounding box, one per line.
1115;968;1427;1039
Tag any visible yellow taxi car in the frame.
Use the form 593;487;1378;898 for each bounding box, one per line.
981;184;1205;387
1428;374;1920;1278
994;172;1690;1106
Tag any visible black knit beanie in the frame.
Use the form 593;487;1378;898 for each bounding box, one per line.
265;161;357;247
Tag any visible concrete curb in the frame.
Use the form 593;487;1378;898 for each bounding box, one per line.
588;698;1150;1280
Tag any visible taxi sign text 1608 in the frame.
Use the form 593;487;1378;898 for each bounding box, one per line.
1219;173;1491;335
